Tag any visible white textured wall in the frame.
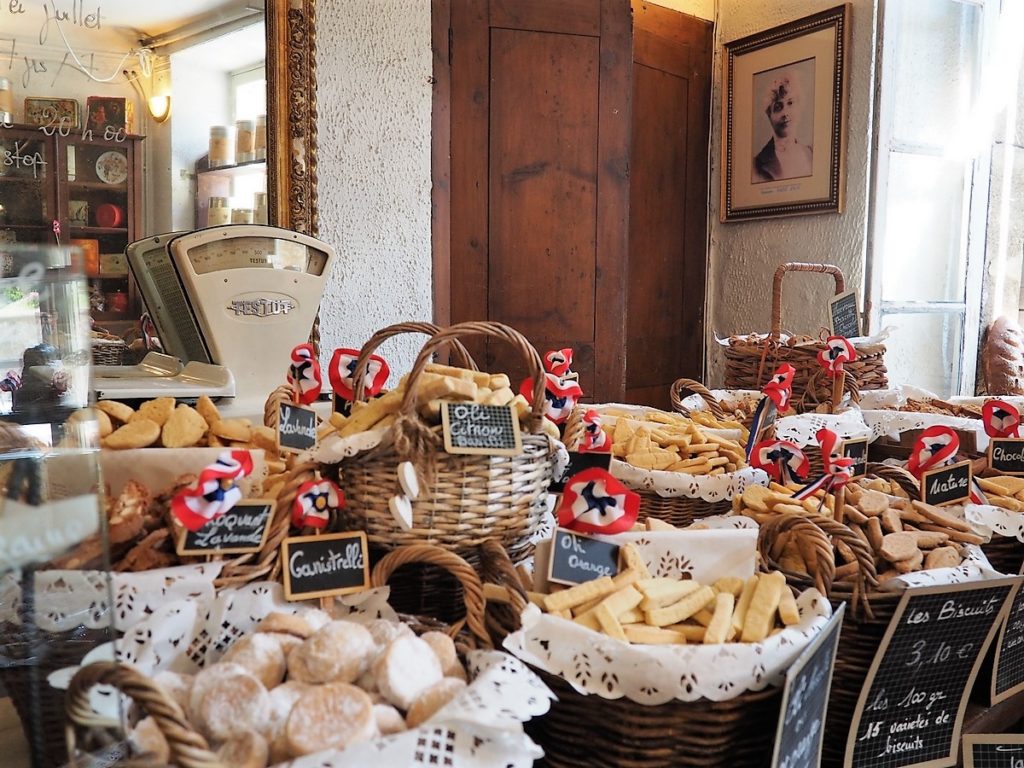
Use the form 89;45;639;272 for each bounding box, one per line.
315;0;433;376
706;0;878;384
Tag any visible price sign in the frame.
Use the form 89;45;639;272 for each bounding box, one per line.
991;579;1024;704
278;403;318;453
175;501;274;556
989;439;1024;476
842;438;869;478
441;402;522;456
920;460;973;507
772;604;845;768
548;528;620;587
963;734;1024;768
830;290;861;339
281;531;370;601
550;451;613;493
845;579;1017;768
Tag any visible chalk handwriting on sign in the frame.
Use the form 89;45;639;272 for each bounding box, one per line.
547;527;620;586
991;580;1024;705
989;439;1024;476
441;402;522;457
281;532;370;601
920;460;973;507
845;579;1016;768
278;403;318;453
2;138;46;177
176;501;273;556
963;734;1024;768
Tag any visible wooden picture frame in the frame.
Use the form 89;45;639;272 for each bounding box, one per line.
721;4;849;221
23;97;80;130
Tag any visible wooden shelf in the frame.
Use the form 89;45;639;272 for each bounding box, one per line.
68;181;127;191
0;222;50;229
197;159;267;178
71;226;128;235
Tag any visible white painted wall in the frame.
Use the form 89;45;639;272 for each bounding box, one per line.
705;0;878;384
314;0;433;376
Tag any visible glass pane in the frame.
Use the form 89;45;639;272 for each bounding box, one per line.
880;151;967;302
880;310;964;397
0;132;51;232
889;0;981;148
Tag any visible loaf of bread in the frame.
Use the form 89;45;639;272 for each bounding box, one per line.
983;316;1024;395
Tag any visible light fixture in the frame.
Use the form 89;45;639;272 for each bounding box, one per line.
125;58;172;125
148;94;171;123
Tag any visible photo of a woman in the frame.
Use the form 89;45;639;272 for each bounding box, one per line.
751;59;815;184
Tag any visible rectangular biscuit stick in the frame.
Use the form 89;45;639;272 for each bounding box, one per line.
623;625;688;645
778;586;800;626
704;592;736;644
645;586;715;627
619;544;652;580
741;572;786;642
664;622;708;642
597;585;644;617
637;579;702;610
594;603;628;641
731;575;759;633
544;576;616;613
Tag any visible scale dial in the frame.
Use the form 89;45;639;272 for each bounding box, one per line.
187;236;329;276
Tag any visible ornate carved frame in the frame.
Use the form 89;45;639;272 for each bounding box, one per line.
267;0;318;237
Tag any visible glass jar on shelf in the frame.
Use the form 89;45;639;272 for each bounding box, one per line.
231;208;254;225
208;196;231;226
235;120;255;164
208;126;232;168
255;114;267;160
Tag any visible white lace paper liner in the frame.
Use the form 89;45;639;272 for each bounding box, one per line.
876;543;1006;588
610;458;768;501
586;402;744;443
966;503;1024;546
0;563;222;632
64;581;552;768
714;327;893;347
773;410;873;449
675;389;760;413
860;409;992;451
310;425;395;463
503;592;831;704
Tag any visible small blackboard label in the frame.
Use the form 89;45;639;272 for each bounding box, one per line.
279;403;318;453
772;604;845;768
991;580;1024;704
176;500;274;555
989;439;1024;476
550;451;613;493
830;290;861;339
548;527;620;586
333;392;353;417
963;734;1024;768
441;402;522;456
842;438;869;478
281;531;370;601
845;580;1016;768
921;460;973;507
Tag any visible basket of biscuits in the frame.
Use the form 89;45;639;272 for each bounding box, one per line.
965;475;1024;575
64;542;554;768
721;263;887;407
503;527;834;768
669;378;768;430
561;402;767;527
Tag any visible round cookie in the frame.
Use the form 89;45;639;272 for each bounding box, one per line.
188;662;249;723
420;631;458;674
366;618;414;649
95;399;135;424
131;397;176;427
217;732;268;768
373;635;443;710
131;716;170;764
264;631;304;661
152;670;193;714
264;680;310;743
221;633;287;689
161;404;208;448
288;621;375;684
405;678;466;727
194;668;270;744
211;418;253;443
285;683;375;756
295;607;333;632
103;419;161;449
373;703;407;735
257;611;315;639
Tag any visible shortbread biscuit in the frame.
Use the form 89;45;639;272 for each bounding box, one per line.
196;395;222;426
373;703;407;735
880;532;919;563
221;633;287;689
131;716;170;764
286;683;375;756
924;546;961;569
405;678;466;727
161;404;208;448
256;611;315;639
373;635;443;710
103;419;161;449
217;732;268;768
195;669;270;743
420;631;458;674
131;397;176;426
288;621;376;684
95;399;135;424
95;408;113;437
212;418;253;443
250;424;279;453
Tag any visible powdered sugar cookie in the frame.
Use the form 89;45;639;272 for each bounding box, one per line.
256;611;315;639
131;716;169;763
288;621;375;684
295;607;333;632
285;683;375;756
405;677;466;727
264;680;309;744
195;669;270;744
420;631;458;674
217;731;268;768
152;670;193;714
366;618;414;649
373;635;443;710
373;703;407;735
264;631;304;660
188;662;250;723
221;633;286;689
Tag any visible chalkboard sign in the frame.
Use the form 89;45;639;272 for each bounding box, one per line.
176;501;274;556
991;580;1024;704
921;460;973;507
281;531;370;601
550;451;613;493
842;438;869;478
963;734;1024;768
548;528;620;587
278;403;318;453
830;290;861;339
989;439;1024;476
845;579;1017;768
441;402;522;457
333;393;353;417
772;604;845;768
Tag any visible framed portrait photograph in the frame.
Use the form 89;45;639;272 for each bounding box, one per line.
721;4;850;221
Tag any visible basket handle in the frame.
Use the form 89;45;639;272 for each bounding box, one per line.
352;322;477;403
756;513;836;596
866;463;921;501
670;378;726;419
370;544;493;649
66;661;223;768
770;263;846;341
398;321;547;434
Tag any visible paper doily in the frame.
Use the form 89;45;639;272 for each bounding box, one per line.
877;544;1005;589
860;410;991;451
773;410;872;449
610;458;768;500
966;503;1024;547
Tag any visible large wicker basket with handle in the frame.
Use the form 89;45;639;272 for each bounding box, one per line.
723;263;887;409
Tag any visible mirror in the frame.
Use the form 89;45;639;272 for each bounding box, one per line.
0;0;316;333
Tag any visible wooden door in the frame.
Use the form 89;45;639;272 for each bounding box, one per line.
440;0;632;401
625;2;712;408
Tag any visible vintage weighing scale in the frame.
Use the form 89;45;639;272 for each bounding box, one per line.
91;225;335;419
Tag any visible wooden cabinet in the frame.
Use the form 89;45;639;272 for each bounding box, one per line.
0;125;143;332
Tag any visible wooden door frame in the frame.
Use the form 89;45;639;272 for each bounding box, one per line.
432;0;453;328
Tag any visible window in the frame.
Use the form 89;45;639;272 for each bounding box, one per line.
229;62;267;214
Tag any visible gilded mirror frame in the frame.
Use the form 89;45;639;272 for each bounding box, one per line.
267;0;318;237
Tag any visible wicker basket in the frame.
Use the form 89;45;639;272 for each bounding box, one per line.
64;542;526;768
333;321;553;557
91;339;128;366
723;263;887;408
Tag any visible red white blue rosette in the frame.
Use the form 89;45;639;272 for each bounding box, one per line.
750;439;809;485
171;450;254;532
287;343;322;405
292;478;345;529
543;348;574;378
578;409;611;453
982;399;1020;438
520;372;583;425
328;347;390;402
816;335;857;378
557;467;639;535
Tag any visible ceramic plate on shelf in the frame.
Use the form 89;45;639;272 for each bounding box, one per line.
95;151;128;185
